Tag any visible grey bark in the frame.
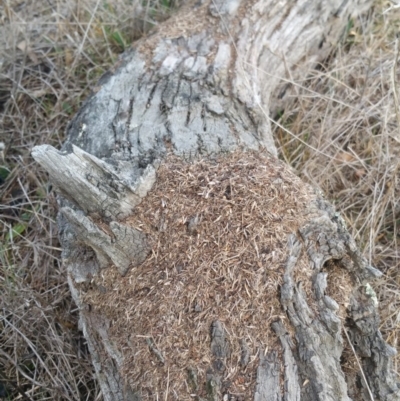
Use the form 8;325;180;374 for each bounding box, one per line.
32;0;400;400
254;350;281;401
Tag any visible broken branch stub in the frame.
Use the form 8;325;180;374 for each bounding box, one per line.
32;144;157;220
61;207;149;276
32;144;154;276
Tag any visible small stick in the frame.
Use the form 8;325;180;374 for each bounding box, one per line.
146;337;165;364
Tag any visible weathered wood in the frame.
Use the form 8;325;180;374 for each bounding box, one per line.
63;0;373;162
32;144;154;277
272;321;300;401
279;231;350;401
31;0;400;400
253;350;281;401
31;144;157;220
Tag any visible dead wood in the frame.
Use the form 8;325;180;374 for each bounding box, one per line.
32;0;400;400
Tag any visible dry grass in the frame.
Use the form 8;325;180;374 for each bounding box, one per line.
1;0;400;399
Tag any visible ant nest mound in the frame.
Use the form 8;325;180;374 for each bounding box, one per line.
82;150;347;400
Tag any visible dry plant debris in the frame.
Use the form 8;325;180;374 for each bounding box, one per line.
81;151;325;400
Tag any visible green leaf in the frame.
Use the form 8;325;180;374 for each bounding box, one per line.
0;166;10;182
21;212;31;221
111;30;127;51
62;102;73;115
36;187;46;199
5;222;27;242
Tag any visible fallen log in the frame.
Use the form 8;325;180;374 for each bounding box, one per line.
32;0;400;399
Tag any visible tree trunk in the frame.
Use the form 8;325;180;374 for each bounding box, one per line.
32;0;400;400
